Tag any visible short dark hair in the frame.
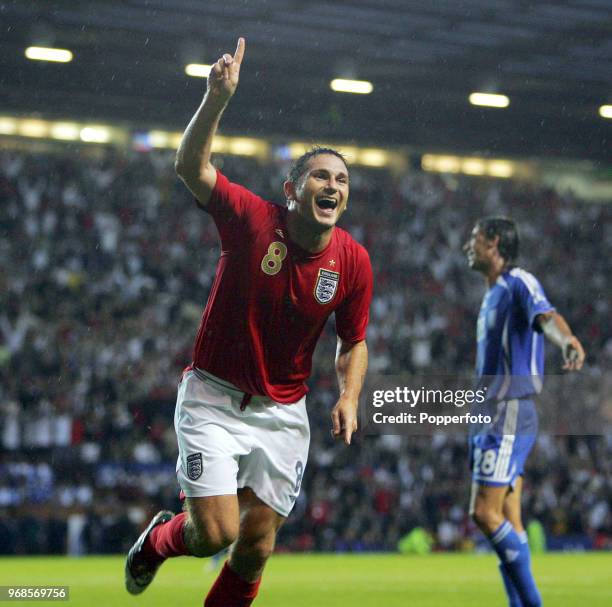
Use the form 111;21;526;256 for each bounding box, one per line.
287;146;348;184
476;216;520;262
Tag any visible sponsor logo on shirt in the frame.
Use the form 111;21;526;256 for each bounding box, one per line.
314;268;340;304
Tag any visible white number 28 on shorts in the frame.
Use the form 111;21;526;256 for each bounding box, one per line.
473;447;498;476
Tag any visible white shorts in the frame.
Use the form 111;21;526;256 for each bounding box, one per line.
174;369;310;517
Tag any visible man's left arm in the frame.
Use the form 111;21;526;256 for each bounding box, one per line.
536;311;586;371
331;338;368;445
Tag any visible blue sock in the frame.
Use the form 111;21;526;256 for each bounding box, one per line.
499;562;523;606
489;522;542;607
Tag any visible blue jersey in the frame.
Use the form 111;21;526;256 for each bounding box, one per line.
476;267;554;400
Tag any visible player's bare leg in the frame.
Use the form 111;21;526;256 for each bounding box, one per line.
204;487;284;606
231;487;285;580
470;482;507;534
503;476;524;533
499;477;526;605
184;494;240;556
470;480;541;606
125;494;239;595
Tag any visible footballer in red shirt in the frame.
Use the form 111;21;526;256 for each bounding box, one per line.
125;38;373;607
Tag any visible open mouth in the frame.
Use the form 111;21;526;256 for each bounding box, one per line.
315;197;338;211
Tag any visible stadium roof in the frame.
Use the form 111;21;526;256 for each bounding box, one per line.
2;0;612;162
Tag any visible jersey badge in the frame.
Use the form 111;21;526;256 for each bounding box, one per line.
186;453;203;480
314;269;340;304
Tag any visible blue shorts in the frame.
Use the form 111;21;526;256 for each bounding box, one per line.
469;398;537;488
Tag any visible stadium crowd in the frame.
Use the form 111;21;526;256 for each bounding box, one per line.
0;144;610;555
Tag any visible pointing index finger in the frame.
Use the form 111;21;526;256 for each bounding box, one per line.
233;37;246;65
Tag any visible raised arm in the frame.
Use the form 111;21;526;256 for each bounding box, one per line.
175;37;245;207
331;338;368;445
536;310;585;371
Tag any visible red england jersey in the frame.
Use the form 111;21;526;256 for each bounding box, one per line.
190;171;373;403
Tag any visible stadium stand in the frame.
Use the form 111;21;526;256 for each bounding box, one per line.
0;147;610;555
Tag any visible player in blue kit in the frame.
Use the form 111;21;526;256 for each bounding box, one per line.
464;217;585;607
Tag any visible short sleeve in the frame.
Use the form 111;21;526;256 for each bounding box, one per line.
204;170;269;249
510;269;555;331
335;246;373;343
